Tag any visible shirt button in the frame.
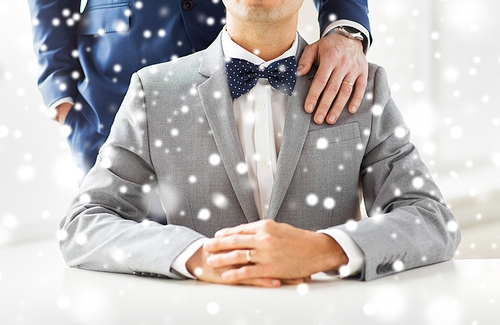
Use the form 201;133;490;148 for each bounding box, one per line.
258;102;265;111
182;0;194;11
260;161;269;169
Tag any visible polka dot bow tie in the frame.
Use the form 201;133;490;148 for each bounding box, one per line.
225;56;297;99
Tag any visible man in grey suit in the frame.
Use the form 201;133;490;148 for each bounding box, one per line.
60;0;460;286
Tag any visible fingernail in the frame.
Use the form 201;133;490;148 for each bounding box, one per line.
316;114;324;123
328;115;336;124
298;64;304;70
206;256;215;265
272;280;280;286
306;104;313;113
351;106;357;113
221;273;230;281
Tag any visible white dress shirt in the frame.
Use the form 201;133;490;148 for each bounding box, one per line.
171;29;364;279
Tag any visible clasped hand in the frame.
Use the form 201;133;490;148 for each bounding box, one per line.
186;220;348;287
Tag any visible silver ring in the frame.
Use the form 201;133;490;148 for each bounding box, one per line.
245;249;252;263
342;81;354;87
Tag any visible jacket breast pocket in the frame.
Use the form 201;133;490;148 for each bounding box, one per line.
77;3;131;35
303;122;360;150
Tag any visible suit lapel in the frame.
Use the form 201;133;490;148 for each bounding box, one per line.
197;34;260;223
267;37;314;220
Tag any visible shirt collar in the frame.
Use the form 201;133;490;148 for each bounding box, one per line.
221;28;298;67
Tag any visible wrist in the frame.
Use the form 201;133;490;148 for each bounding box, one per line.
315;233;349;273
186;246;204;278
55;102;73;124
329;26;367;54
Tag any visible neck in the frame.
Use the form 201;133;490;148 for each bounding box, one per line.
226;14;298;61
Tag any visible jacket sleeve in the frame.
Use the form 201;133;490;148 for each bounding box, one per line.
314;0;372;42
332;66;461;281
59;73;206;278
28;0;82;108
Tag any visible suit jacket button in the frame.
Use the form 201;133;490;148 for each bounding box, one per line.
182;0;194;11
376;264;384;274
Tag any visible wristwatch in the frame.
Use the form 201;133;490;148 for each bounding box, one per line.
331;26;368;54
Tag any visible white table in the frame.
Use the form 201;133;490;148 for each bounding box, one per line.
0;239;498;325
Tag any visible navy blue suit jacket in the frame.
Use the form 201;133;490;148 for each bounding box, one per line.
29;0;370;136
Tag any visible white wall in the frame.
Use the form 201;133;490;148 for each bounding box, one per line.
1;1;499;258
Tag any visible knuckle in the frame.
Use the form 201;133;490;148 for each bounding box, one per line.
241;267;251;277
327;84;340;95
228;236;237;246
353;95;364;103
307;93;320;103
341;87;352;97
261;219;274;229
314;75;329;87
318;104;331;114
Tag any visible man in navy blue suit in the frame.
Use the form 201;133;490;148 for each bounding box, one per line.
28;0;371;183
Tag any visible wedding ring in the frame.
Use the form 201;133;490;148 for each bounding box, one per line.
342;81;354;87
245;249;252;263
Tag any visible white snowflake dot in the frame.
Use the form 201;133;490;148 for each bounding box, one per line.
79;194;91;204
316;137;328;150
450;126;463;139
447;220;458;232
412;177;424;189
393;260;404;272
363;303;376;316
323;197;335;210
75;233;87;245
207;302;219;315
236;162;247;174
372;104;383;116
57;296;71;309
209;153;221;166
306;193;318;206
345;220;357;231
297;283;309;295
198;209;211;221
394;126;407;138
412;80;425;92
212;193;228;209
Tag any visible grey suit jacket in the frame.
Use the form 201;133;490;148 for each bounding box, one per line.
60;33;461;281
